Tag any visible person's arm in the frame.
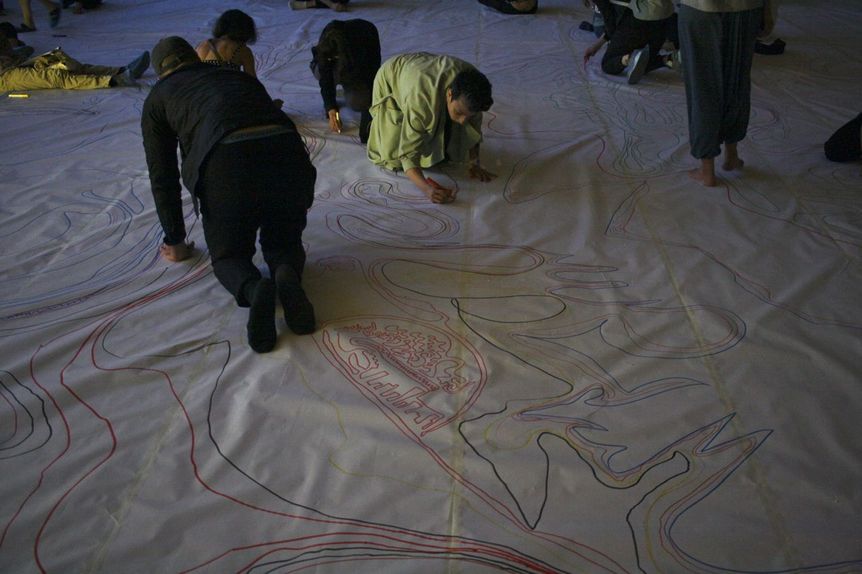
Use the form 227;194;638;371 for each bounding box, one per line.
315;55;341;132
194;40;210;62
584;35;608;68
397;107;456;202
405;166;455;204
467;143;496;182
141;99;193;259
237;44;257;78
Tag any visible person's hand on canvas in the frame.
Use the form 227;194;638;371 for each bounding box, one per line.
424;177;457;204
327;108;343;133
160;241;195;262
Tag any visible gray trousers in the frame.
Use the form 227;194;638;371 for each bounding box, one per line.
678;5;761;159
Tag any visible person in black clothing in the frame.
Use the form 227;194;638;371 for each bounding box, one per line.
291;0;349;11
824;113;862;163
583;0;678;84
310;18;380;143
142;36;317;353
477;0;538;14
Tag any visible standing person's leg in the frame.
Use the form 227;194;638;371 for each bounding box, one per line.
256;132;317;335
18;0;35;28
200;140;277;353
679;5;723;186
18;0;60;29
719;7;760;171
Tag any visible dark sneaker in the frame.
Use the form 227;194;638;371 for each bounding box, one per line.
247;278;277;353
126;51;150;79
755;38;786;55
627;45;649;85
275;265;315;335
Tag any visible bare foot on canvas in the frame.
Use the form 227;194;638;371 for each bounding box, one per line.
722;157;745;171
722;143;745;171
688;159;717;187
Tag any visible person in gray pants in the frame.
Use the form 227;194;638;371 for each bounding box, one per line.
678;0;774;186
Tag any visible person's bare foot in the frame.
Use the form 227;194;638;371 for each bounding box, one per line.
688;159;717;187
722;156;745;171
722;143;744;171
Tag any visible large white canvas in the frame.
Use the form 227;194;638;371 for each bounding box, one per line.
1;1;860;572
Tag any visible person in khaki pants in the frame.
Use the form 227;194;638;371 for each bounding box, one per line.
0;34;148;91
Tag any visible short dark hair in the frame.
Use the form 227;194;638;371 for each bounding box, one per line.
449;68;493;113
213;9;257;44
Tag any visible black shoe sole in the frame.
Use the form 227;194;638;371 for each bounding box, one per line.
247;278;277;353
275;266;316;335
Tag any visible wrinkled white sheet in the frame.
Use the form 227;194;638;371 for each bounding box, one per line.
1;1;860;572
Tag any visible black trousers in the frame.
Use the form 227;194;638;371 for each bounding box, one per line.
825;113;862;162
595;0;676;76
478;0;537;15
199;132;316;307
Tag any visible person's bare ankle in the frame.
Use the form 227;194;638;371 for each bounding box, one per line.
722;144;744;171
721;156;745;171
688;159;716;187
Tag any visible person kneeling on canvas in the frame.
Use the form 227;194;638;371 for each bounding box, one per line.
310;18;380;143
366;52;495;204
142;36;317;353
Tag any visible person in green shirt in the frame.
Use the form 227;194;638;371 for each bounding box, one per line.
366;52;495;204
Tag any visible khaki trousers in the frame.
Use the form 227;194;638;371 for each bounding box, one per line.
0;49;118;91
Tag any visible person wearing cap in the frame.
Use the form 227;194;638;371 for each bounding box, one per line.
141;36;317;353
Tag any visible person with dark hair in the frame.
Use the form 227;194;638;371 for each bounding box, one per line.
477;0;537;14
290;0;348;11
142;36;318;354
367;52;495;204
678;0;774;186
824;113;862;163
195;9;258;76
310;18;380;143
583;0;678;85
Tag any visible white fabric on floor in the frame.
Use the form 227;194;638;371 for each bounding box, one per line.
1;1;860;572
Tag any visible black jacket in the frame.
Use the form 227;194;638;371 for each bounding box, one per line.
311;19;381;112
141;63;293;244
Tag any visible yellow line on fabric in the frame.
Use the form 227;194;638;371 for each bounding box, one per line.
636;184;800;566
